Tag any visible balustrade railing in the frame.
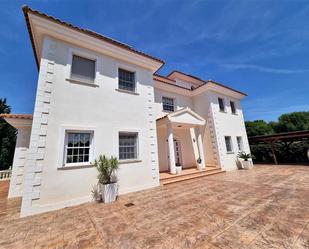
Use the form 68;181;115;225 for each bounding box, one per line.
0;168;12;181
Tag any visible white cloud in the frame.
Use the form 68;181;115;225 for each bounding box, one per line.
220;63;309;74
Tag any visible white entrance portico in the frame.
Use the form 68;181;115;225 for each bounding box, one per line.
156;108;206;174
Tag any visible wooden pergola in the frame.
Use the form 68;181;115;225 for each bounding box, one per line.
248;130;309;164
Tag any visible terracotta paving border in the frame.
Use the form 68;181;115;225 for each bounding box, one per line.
0;165;308;248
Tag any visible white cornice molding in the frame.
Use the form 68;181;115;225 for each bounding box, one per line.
191;83;246;99
29;14;163;72
4;118;32;129
154;80;246;100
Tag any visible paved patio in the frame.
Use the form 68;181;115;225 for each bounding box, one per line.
0;165;308;248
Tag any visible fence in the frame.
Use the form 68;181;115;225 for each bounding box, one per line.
0;167;12;181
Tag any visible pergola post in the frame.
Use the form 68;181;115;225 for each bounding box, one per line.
270;141;278;165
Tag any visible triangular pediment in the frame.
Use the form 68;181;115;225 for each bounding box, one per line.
168;108;206;126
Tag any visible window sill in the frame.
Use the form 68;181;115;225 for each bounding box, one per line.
119;159;142;164
226;152;235;154
66;78;99;87
219;110;227;113
162;110;174;113
231;113;238;115
115;88;139;95
58;164;94;170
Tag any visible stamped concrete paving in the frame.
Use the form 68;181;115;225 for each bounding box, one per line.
0;165;308;249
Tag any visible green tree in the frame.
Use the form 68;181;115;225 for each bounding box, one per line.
0;98;17;170
245;120;274;137
272;112;309;133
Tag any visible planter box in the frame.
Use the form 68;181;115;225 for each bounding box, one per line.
242;160;253;170
99;183;118;203
176;166;182;174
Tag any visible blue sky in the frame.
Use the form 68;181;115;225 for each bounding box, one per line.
1;0;308;121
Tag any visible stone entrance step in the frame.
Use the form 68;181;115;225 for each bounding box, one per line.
160;168;225;185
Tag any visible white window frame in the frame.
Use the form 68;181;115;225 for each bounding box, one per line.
62;129;94;167
236;136;244;151
116;63;139;94
230;101;237;114
118;131;139;162
162;96;175;112
224;136;234;153
118;68;136;92
218;97;226;112
66;48;100;86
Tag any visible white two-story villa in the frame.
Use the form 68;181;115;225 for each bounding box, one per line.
1;6;251;217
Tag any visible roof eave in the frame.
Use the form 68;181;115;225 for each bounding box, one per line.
22;6;164;72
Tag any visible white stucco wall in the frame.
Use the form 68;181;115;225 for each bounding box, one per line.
154;86;250;171
8;127;31;198
153;88;193;118
21;36;160;216
205;92;250;171
193;91;219;166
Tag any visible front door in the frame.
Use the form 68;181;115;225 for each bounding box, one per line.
174;139;182;166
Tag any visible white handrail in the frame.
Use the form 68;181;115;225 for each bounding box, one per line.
0;168;12;181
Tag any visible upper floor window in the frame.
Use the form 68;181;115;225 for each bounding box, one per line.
65;131;92;165
71;55;96;82
119;132;138;160
224;136;233;153
162;97;174;112
218;98;225;112
236;136;243;151
230;101;237;114
118;68;135;92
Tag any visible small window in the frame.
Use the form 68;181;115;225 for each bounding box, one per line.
224;136;233;153
162;97;174;112
71;55;95;82
118;68;135;92
230;101;236;114
236;136;243;151
65;132;92;165
218;98;225;112
119;132;138;160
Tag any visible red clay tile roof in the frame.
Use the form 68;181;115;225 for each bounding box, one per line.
0;114;33;120
153;74;192;91
156;114;168;121
166;70;247;96
167;70;205;83
22;5;164;69
153;74;176;84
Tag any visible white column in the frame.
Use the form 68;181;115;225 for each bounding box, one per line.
196;126;206;170
167;123;176;174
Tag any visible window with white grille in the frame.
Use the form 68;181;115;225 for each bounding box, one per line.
224;136;233;153
118;68;135;92
65;132;92;165
230;101;237;114
218;98;225;112
236;136;243;151
162;97;174;112
119;132;138;160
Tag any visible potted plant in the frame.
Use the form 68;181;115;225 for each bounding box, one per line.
237;152;253;169
92;155;119;203
175;162;182;174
